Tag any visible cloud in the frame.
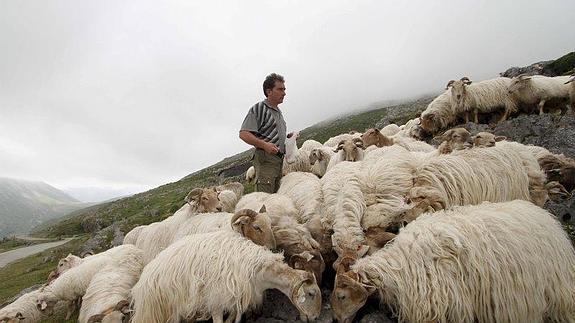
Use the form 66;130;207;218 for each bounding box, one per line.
0;0;573;193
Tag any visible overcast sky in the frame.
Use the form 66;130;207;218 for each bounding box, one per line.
1;0;574;201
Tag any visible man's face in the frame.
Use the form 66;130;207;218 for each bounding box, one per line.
267;81;286;105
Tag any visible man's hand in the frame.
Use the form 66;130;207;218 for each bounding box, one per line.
262;142;279;155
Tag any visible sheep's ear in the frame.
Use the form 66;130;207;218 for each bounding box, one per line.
87;314;105;323
259;205;267;213
353;138;364;148
446;80;455;89
460;76;472;85
494;136;506;142
356;245;370;258
15;312;26;320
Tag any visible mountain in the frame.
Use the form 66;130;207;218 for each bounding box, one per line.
0;177;93;238
62;187;138;203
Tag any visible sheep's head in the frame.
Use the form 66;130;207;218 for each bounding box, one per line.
332;244;369;271
289;269;321;322
185;187;223;212
55;253;81;275
363;227;396;254
420;111;436;133
334;138;364;162
447;77;472;109
289;250;326;286
360;128;393;148
87;300;131;323
231;206;276;250
472;132;506;148
436;128;471;152
331;261;376;323
36;296;58;314
0;312;26;323
508;74;531;93
285;131;300;164
309;148;326;165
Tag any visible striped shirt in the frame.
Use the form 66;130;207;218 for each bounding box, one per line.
240;100;287;153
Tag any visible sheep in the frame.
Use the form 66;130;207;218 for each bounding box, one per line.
436;127;472;154
130;230;322;323
245;166;256;184
235;193;324;282
308;146;336;177
470;131;506;148
277;172;323;224
448;76;518;123
300;139;323;152
215;182;244;199
46;253;85;284
122;225;145;245
326;138;365;171
36;244;141;314
361;128;434;154
283;131;313;175
508;74;571;115
0;289;46;323
379;123;401;137
78;247;144;323
331;200;575;323
567;74;575;113
217;190;240;213
420;90;456;134
323;132;362;148
404;145;542;221
171;208;276;250
133;187;223;263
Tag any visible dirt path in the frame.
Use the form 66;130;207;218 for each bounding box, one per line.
0;238;73;268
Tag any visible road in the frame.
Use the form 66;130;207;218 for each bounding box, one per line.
0;238;73;268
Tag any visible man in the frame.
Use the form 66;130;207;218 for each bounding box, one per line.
239;73;287;193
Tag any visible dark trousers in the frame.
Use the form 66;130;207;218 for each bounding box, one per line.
253;149;283;193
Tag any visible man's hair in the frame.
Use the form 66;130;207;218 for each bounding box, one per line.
263;73;285;97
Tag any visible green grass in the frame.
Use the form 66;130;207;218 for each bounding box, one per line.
0;236;87;305
548;52;575;75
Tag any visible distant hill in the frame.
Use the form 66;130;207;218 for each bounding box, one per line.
0;177;93;238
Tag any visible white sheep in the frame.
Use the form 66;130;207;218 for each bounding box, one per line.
277;172;323;224
405;144;543;221
331;200;575;323
0;289;46;323
420;90;456;134
567;74;575;113
379;123;401;137
217;190;240;213
78;247;145;323
326;138;365;171
130;230;322;323
36;244;141;314
245;166;256;184
171;208;276;251
323;132;362;148
300;139;323;152
133;187;223;263
122;225;145;245
448;76;519;123
508;74;571;115
235;192;299;220
283;131;313;175
308;146;336;177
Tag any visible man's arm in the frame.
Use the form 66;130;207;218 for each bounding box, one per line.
239;130;279;155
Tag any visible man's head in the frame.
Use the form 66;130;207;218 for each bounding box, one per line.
263;73;286;106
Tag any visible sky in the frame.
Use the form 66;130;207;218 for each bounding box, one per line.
1;0;574;202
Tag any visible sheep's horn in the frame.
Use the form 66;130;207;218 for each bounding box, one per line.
446;80;456;89
231;209;257;224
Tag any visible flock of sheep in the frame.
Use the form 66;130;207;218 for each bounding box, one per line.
1;73;575;323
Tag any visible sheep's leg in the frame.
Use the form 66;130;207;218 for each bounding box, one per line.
473;108;479;123
538;99;546;115
464;112;469;123
498;108;509;123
